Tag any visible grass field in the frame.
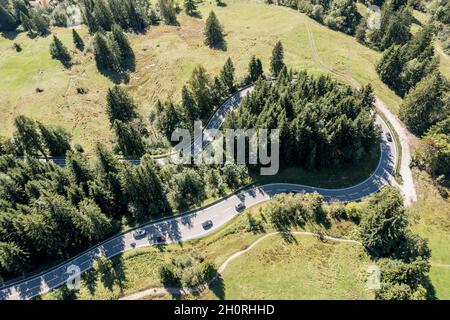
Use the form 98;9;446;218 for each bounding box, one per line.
42;202;366;300
1;0;414;154
202;236;372;300
409;170;450;300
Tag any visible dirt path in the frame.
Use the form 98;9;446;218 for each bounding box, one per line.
304;22;417;205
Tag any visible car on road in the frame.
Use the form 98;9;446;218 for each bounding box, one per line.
133;229;147;239
386;132;393;142
235;202;246;212
154;234;167;243
202;220;213;229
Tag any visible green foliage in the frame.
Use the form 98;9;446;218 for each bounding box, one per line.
37;122;71;157
376;26;438;97
412;118;450;182
324;0;359;34
119;156;167;219
189;65;212;119
30;11;50;36
368;2;412;51
184;0;197;16
73;199;112;242
181;85;199;129
93;28;135;74
399;72;449;136
13;115;47;157
112;120;146;157
270;41;284;77
72;29;84;51
0;241;27;275
359;186;431;262
376;258;431;300
158;0;177;25
111;24;135;70
106;86;139;124
159;254;216;288
49;35;72;68
154;100;183;141
224;72;378;169
93;32;121;72
359;186;408;258
247;55;264;83
219;57;235;94
19;10;32;32
269;0;361;36
204;11;224;49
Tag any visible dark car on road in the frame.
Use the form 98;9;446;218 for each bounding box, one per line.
386;132;393;142
133;229;147;239
154;234;167;243
202;220;213;229
235;202;246;212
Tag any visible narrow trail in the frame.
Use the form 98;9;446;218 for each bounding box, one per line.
120;231;362;300
304;22;417;205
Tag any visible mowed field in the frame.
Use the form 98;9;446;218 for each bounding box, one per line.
1;0;406;154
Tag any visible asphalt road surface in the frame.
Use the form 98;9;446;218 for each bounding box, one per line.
1;85;396;300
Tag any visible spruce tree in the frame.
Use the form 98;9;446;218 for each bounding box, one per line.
113;120;146;157
30;12;49;36
189;65;212;119
93;32;120;72
181;85;198;127
38;122;71;157
106;85;138;124
204;11;224;48
159;0;177;25
93;0;113;31
270;41;285;77
49;35;72;68
111;24;135;69
376;45;403;91
13;115;47;158
72;29;84;51
184;0;197;16
247;55;263;83
399;72;448;136
220;57;235;94
12;0;29;20
0;4;17;31
83;5;98;34
19;10;32;33
125;0;148;31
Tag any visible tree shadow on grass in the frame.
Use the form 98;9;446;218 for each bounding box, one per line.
208;275;225;300
99;69;131;84
82;269;98;295
188;11;203;19
1;30;20;40
97;256;127;294
209;40;227;51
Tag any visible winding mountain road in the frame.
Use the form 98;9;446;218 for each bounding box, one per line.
0;81;396;300
1;22;414;300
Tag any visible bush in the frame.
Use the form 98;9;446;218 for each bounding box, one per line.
13;43;22;52
76;86;88;94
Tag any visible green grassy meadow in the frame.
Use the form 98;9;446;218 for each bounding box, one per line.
409;170;450;300
202;235;372;300
0;0;419;154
